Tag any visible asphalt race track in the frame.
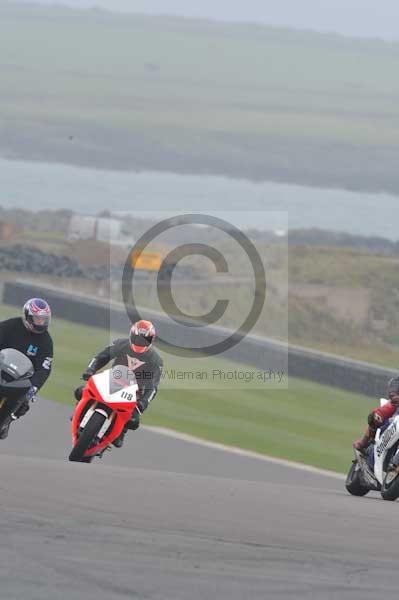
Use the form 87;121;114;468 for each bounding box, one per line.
0;400;397;600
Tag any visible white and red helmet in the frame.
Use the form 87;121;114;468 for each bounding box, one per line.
130;320;155;354
23;298;51;334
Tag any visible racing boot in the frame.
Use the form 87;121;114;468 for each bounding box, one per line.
70;386;84;421
0;421;10;440
113;408;141;448
113;425;128;448
0;415;17;440
128;409;141;432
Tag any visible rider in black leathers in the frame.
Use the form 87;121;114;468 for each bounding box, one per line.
0;298;53;438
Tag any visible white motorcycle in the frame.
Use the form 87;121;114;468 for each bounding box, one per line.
346;399;399;501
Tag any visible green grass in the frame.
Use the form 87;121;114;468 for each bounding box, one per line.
1;3;399;191
0;302;374;473
288;246;399;367
148;373;376;474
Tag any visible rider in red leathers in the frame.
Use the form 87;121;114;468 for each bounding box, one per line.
353;378;399;452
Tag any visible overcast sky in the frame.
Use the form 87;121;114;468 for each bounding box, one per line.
13;0;399;40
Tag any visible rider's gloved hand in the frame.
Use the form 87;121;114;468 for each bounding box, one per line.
82;368;95;381
26;386;38;403
353;437;370;452
353;426;376;452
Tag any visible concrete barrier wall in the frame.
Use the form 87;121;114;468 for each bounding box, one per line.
3;280;397;398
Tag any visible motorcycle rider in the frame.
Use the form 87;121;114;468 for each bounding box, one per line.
0;298;53;438
353;377;399;452
76;319;163;448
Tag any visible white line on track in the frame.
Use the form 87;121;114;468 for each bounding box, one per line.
144;425;345;480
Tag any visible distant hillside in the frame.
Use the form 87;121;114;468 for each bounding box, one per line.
8;0;399;40
1;2;399;192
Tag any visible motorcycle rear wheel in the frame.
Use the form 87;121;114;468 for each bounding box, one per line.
345;460;370;496
381;469;399;501
69;411;106;463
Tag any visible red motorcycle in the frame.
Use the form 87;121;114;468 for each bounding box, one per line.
69;365;138;463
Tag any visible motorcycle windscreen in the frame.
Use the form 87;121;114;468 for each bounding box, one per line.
0;348;34;379
109;365;138;395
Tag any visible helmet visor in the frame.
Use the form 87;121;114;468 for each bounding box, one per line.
30;314;50;332
130;333;153;348
32;315;50;327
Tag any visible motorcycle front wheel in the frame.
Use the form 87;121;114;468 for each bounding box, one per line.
69;411;106;463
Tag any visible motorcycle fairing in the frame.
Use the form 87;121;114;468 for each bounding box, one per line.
373;416;399;485
71;366;138;457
